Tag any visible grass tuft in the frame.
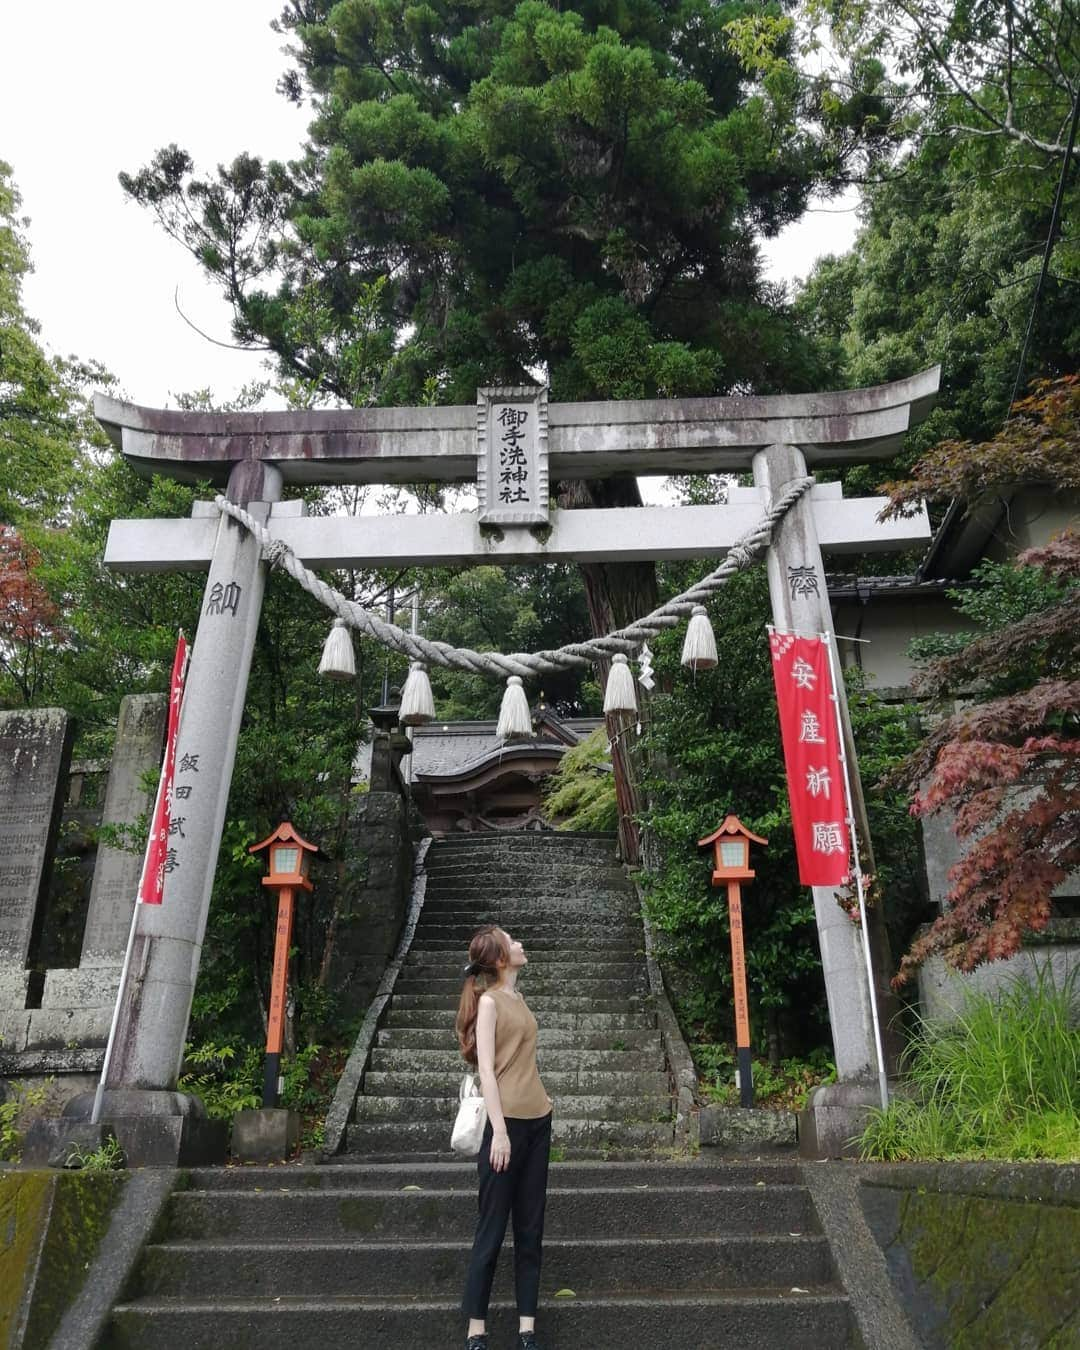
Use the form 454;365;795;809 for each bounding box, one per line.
860;967;1080;1161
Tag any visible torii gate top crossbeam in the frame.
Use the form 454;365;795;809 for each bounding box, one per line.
94;368;940;487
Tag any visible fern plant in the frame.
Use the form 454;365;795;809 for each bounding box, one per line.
543;729;617;832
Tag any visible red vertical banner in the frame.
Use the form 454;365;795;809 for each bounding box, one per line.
138;633;189;905
768;629;851;887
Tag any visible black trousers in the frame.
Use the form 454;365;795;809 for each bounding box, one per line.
462;1112;553;1319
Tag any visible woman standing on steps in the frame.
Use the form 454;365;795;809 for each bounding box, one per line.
456;924;553;1350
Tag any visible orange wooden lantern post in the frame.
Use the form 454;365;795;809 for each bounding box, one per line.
249;822;319;1108
698;814;768;1108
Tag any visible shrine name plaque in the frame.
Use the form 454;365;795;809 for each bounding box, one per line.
477;385;549;526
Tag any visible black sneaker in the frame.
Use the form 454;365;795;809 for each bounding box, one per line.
466;1338;488;1350
517;1336;542;1350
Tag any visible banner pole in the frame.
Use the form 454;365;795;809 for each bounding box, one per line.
821;630;890;1112
90;855;151;1124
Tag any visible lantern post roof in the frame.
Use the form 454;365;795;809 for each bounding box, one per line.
697;814;768;849
249;820;324;858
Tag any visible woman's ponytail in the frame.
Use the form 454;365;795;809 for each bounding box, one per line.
455;925;510;1065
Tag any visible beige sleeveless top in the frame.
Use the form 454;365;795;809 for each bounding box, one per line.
488;987;550;1119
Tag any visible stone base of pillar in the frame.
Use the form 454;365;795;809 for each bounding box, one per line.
231;1107;300;1163
23;1087;229;1167
797;1080;885;1159
23;1112;227;1167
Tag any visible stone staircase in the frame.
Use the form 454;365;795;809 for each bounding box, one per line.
106;1159;854;1347
346;831;676;1157
104;831;857;1347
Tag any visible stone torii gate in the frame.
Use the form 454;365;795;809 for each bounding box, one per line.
89;368;939;1160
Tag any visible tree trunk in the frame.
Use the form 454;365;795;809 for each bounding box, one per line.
558;477;657;862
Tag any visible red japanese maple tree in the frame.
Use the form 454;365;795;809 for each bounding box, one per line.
0;524;64;705
882;377;1080;984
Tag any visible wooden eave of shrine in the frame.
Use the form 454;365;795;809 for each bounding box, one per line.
413;742;568;798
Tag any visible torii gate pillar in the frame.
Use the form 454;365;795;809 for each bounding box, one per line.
65;462;282;1160
755;443;901;1154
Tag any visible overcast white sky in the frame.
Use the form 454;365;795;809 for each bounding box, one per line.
2;1;860;409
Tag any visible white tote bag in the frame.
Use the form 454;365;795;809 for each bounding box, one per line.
451;1072;487;1154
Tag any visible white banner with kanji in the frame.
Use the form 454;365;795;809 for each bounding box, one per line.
769;629;851;887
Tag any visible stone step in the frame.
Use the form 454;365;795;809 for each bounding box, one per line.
362;1069;670;1097
428;845;620;861
422;911;638;925
134;1232;834;1300
375;1027;663;1052
426;855;627;869
423;884;635;899
383;1009;653;1030
419;908;639;925
164;1183;810;1243
423;881;634;894
424;866;630;885
345;1118;676;1154
410;937;642;953
392;976;646;997
412;927;642;947
108;1291;852;1348
351;1093;671;1123
403;954;643;972
425;859;626;875
390;993;645;1012
185;1160;805;1190
430;834;618;853
422;913;637;928
369;1047;665;1073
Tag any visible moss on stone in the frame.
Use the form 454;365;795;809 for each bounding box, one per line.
0;1170;127;1350
890;1183;1080;1347
0;1171;53;1350
24;1169;127;1350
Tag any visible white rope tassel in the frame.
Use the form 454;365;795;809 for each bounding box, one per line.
496;676;534;740
318;617;356;680
681;604;718;671
399;661;436;725
603;652;638;714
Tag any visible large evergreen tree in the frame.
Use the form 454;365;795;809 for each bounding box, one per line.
121;0;863;406
121;0;886;852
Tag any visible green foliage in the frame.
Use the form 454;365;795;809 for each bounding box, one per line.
61;1136;125;1172
908;555;1074;693
279;1043;325;1114
423;562;592;716
0;162;114;534
860;970;1080;1161
119;0;872;409
178;1040;340;1151
0;1080;47;1163
178;1042;263;1120
696;1046;836;1111
542;728;617;831
640;563;922;1052
796;3;1080;490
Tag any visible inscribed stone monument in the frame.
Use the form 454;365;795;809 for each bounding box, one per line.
30;695;166;1048
0;709;73;1019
